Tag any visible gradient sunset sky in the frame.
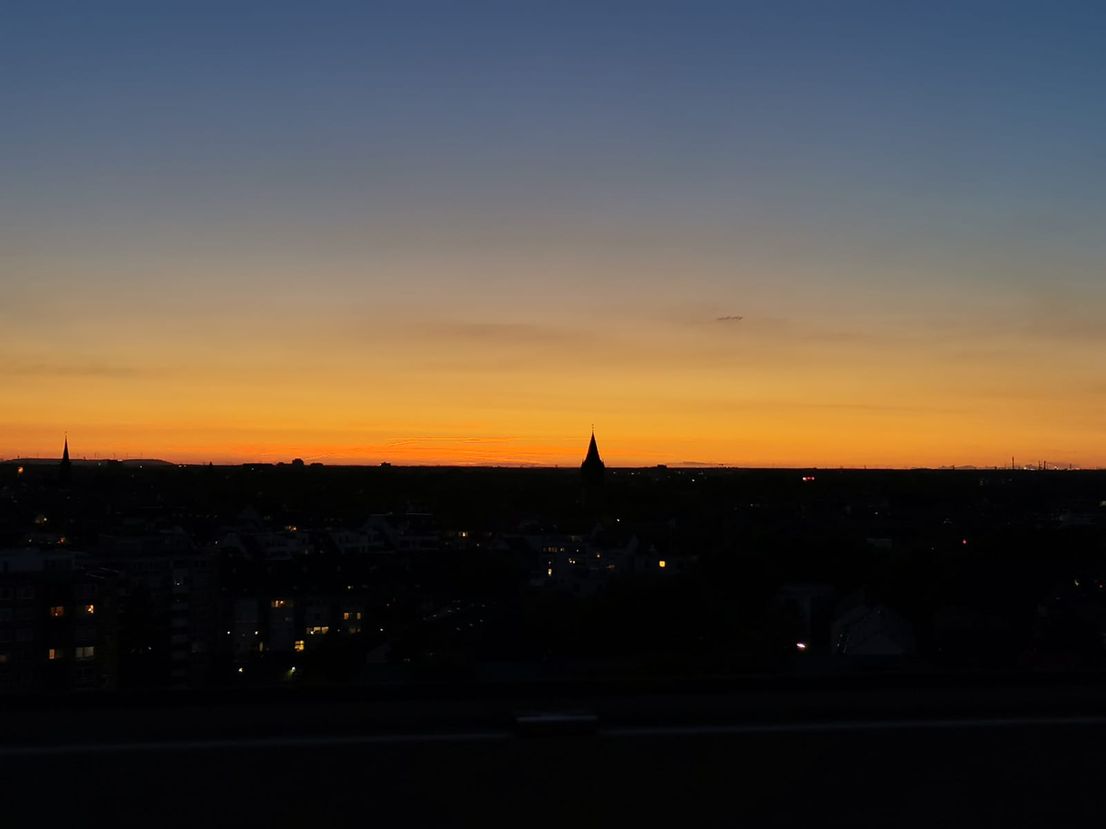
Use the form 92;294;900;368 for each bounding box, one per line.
4;1;1105;466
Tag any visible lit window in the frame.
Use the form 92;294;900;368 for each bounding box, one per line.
355;612;363;620
76;646;95;660
271;599;288;609
658;560;666;569
343;611;351;621
48;648;64;660
307;626;329;635
49;606;65;618
294;640;305;652
84;604;95;615
547;568;553;577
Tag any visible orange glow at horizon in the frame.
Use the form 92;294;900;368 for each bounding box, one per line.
2;300;1103;469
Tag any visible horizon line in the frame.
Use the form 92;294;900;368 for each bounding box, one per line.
1;456;1092;472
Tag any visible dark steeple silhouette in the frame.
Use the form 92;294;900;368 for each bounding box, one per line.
581;429;605;488
59;435;72;484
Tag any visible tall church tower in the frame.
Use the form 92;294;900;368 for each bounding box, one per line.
581;430;605;485
59;435;72;484
581;430;605;507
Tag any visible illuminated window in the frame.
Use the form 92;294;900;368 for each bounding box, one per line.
271;599;289;609
342;611;351;621
84;604;95;615
294;640;305;652
658;560;666;569
355;612;363;620
75;646;95;660
547;568;553;577
48;648;64;660
49;606;65;618
307;626;329;635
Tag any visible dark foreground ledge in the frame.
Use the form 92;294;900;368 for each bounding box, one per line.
4;673;1106;827
4;670;1106;749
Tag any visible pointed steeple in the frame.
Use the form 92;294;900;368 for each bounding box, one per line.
59;434;72;485
581;428;605;487
584;431;602;466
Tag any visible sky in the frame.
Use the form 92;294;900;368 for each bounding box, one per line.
3;0;1106;466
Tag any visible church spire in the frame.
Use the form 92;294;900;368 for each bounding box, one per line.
580;428;605;510
584;430;602;465
59;434;72;485
581;428;605;485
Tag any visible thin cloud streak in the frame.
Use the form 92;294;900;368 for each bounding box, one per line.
0;360;144;379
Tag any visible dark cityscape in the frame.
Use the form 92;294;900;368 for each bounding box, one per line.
7;438;1106;824
6;435;1106;694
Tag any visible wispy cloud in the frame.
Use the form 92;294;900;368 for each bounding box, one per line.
427;321;584;345
687;397;967;416
0;359;143;378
